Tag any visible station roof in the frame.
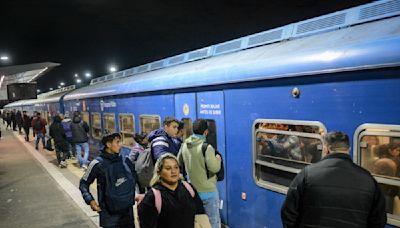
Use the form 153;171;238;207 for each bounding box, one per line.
0;62;60;101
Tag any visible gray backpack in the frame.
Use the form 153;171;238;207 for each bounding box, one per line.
135;145;154;187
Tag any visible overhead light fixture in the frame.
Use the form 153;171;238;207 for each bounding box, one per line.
76;78;82;83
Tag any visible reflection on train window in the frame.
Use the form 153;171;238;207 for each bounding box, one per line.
181;118;193;141
253;119;326;192
103;113;116;134
356;125;400;219
140;115;160;134
119;114;135;146
91;112;102;139
81;112;90;126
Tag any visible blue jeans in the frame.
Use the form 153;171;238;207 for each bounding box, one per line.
75;142;89;167
35;132;45;149
201;191;221;228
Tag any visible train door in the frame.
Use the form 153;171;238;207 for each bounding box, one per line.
196;91;228;224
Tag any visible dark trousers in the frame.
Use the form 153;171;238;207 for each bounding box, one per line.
24;127;30;141
55;147;69;164
12;121;16;130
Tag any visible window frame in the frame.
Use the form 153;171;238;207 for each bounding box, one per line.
252;118;327;194
103;112;116;134
354;123;400;226
91;112;102;139
139;114;161;134
119;113;135;147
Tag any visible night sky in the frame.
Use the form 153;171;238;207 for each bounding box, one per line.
1;0;372;92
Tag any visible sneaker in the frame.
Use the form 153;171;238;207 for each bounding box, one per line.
60;161;68;168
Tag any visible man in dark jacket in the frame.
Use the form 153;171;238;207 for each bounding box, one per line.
31;112;47;150
281;131;386;228
148;116;180;161
22;111;31;141
70;111;90;170
11;109;17;131
49;115;70;168
79;133;136;228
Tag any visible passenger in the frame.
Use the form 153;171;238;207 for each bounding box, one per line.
61;113;75;159
178;118;221;228
80;133;137;228
268;124;303;161
49;115;70;168
6;112;12;130
31;112;47;150
16;110;23;134
138;153;208;228
22;111;31;141
373;158;399;214
11;109;17;131
281;131;386;228
128;132;149;194
31;111;37;137
70;111;90;170
173;120;185;149
376;143;400;177
128;132;149;163
148;116;180;160
364;135;380;146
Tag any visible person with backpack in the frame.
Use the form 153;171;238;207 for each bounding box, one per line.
138;153;208;228
22;111;31;141
79;133;137;228
31;112;47;150
49;114;70;168
61;113;75;159
178;119;222;228
70;111;90;170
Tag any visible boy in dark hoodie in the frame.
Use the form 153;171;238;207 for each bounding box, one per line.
80;133;137;228
49;114;70;168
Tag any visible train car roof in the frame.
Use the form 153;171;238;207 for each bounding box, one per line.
62;1;400;101
5;91;71;108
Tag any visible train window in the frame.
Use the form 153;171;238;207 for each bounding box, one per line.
355;124;400;225
181;118;193;141
119;114;135;147
140;115;161;134
91;112;102;139
253;119;326;193
81;112;90;126
103;113;116;134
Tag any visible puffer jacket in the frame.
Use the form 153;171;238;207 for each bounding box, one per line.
281;153;386;228
148;128;180;160
70;116;89;143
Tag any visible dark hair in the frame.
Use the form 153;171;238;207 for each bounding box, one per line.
193;119;208;135
178;121;184;131
388;142;400;151
73;111;81;117
134;132;147;144
324;131;350;151
101;133;121;147
36;112;41;116
163;116;179;126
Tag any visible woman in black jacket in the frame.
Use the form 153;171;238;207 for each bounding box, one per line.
138;153;208;228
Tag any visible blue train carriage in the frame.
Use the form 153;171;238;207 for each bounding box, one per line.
4;85;75;135
62;1;400;227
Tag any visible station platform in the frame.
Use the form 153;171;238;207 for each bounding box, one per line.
0;123;100;227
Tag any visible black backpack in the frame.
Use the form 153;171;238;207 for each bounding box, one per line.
96;156;136;213
202;142;225;181
34;118;43;130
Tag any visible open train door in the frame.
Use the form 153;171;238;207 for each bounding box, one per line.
196;91;228;224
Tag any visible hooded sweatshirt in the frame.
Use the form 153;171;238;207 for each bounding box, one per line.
49;116;69;150
148;128;180;160
178;135;221;193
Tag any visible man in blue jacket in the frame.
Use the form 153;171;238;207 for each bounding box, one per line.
148;116;180;160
